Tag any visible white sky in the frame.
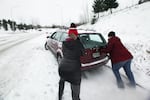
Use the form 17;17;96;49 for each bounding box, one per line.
0;0;139;26
0;0;93;26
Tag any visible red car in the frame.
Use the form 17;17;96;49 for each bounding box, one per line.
45;29;109;70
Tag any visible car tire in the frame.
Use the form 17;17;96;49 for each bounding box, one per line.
57;54;62;65
44;42;49;50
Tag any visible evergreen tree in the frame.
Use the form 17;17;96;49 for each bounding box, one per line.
0;20;1;29
13;21;17;31
104;0;119;14
7;20;17;31
2;19;8;31
17;23;24;30
92;0;119;16
92;0;107;17
8;20;13;30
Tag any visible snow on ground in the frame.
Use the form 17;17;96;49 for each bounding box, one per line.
0;32;59;100
0;32;149;100
0;30;43;53
81;66;149;100
79;2;150;90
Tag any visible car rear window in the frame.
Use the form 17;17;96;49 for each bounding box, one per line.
79;33;106;49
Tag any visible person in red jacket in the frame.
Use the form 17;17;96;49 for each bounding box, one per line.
101;31;136;88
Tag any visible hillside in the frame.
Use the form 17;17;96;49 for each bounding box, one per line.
80;2;150;89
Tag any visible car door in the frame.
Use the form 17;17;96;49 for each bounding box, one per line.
48;31;62;54
57;32;68;58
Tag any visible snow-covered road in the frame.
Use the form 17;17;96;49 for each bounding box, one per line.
0;32;149;100
0;32;42;52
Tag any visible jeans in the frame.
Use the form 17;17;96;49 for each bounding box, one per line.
59;78;80;100
112;59;136;88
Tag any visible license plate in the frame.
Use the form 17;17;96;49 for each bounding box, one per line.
92;52;100;58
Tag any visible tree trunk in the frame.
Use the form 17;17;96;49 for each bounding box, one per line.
110;9;112;14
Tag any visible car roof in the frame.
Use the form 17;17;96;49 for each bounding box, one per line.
77;29;97;34
56;29;100;34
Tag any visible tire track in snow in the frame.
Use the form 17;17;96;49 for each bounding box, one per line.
0;33;42;53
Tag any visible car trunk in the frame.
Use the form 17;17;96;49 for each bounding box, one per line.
79;33;107;64
80;47;107;64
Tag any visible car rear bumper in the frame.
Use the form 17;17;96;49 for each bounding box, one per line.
81;56;109;70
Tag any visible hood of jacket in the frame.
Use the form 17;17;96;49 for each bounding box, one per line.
62;39;84;60
108;36;120;43
63;40;76;50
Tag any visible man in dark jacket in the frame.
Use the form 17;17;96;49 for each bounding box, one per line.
101;31;136;88
58;23;84;100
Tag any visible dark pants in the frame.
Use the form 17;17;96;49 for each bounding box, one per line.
112;59;136;88
59;78;80;100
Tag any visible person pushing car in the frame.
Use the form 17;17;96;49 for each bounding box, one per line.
58;23;85;100
101;31;136;88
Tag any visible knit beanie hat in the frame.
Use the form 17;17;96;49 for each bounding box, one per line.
68;23;78;36
108;31;115;37
70;23;76;28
